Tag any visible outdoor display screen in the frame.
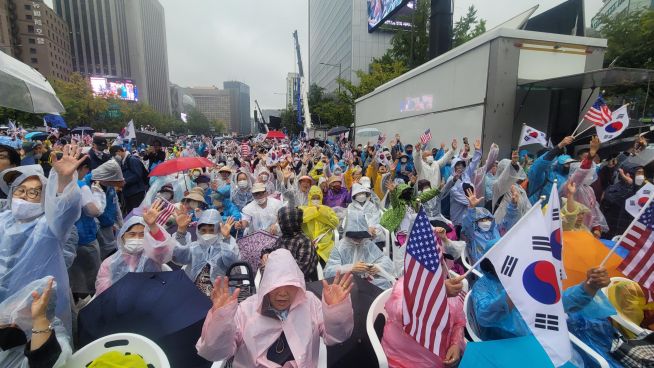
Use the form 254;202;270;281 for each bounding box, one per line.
90;77;139;102
367;0;410;32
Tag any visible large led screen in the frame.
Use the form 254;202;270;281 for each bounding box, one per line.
368;0;410;32
90;77;139;102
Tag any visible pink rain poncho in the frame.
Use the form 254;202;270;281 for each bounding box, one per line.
561;158;609;233
381;276;466;368
196;249;354;367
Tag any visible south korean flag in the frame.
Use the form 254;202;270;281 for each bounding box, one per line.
626;183;654;218
485;203;572;367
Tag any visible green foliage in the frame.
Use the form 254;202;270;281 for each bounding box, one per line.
452;6;487;48
50;73;109;127
338;57;408;105
596;10;654;69
280;106;302;136
185;108;225;135
386;0;431;69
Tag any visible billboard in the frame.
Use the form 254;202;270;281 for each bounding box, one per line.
90;77;139;102
367;0;410;32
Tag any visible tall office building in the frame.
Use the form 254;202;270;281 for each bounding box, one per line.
54;0;172;115
1;0;73;80
286;72;300;108
591;0;654;29
185;86;234;131
309;0;394;92
223;81;251;135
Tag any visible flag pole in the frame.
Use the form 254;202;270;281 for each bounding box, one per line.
570;118;586;137
572;124;594;140
599;192;654;267
462;199;544;277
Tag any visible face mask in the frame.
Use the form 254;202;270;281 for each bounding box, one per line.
425;156;434;164
260;174;269;182
635;175;645;186
33;153;42;160
123;238;144;254
354;193;367;203
256;197;267;205
334;169;343;175
401;158;407;163
198;183;209;190
200;233;218;243
237;180;248;189
406;150;413;155
11;198;44;221
312;199;321;206
478;220;492;232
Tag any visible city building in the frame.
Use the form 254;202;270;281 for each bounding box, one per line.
591;0;654;29
223;81;251;135
169;83;196;121
54;0;172;115
1;0;73;81
286;72;300;108
308;0;394;92
185;86;234;132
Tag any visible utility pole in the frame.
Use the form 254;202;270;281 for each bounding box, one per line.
429;0;453;59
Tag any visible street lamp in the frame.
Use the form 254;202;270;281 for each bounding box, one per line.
319;62;342;94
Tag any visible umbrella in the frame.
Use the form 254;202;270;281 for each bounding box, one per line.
327;126;350;136
355;128;381;138
624;147;654;169
265;130;286;140
77;270;213;368
460;335;576;368
306;277;383;367
149;157;214;177
0;51;65;113
44;114;67;129
236;230;278;271
136;130;174;146
70;126;95;136
24;131;49;140
562;231;625;290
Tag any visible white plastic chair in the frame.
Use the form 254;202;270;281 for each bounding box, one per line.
389;231;405;278
254;269;262;288
601;276;650;337
333;228;340;247
380;226;391;257
366;288;392;368
161;264;173;272
460;247;483;278
317;262;324;280
66;333;170;368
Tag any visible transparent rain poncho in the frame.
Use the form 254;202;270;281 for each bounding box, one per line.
561;161;609;233
95;216;176;295
173;209;240;283
0;167;81;333
492;159;530;226
0;277;72;368
344;184;385;243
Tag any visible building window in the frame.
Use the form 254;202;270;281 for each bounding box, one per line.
30;48;36;54
28;38;36;44
30;58;38;63
26;14;32;20
27;25;34;33
24;4;31;10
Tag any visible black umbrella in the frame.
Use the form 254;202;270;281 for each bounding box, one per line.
77;270;213;368
327;126;350;136
70;126;95;135
306;277;384;368
135;130;174;146
624;147;654;169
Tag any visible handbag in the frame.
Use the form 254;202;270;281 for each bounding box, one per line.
610;332;654;368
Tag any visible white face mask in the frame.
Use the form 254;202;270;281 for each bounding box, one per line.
635;175;645;186
11;198;44;221
425;156;434;164
256;197;267;205
199;233;218;243
477;220;492;232
354;193;367;203
123;238;144;254
237;180;248;189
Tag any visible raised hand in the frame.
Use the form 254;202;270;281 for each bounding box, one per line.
144;199;164;227
175;206;192;230
210;276;240;311
584;267;610;296
415;142;422;151
465;188;484;208
31;278;54;321
451;139;458;151
220;217;235;238
557;136;574;149
511;185;520;205
474;139;481;151
444;275;464;297
52;145;87;188
322;271;353;306
589;135;600;158
566;181;577;195
385;180;397;192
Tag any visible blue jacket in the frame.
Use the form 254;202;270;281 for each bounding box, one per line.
75;180;99;245
120;154;148;197
212;185;241;221
98;186;119;228
527;148;568;204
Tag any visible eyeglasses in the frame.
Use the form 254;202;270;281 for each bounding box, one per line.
13;186;42;200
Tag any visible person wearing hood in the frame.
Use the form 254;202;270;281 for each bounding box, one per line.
283;174;313;208
173;209;240;296
527;135;574;203
300;185;339;265
561;182;593;232
395;152;414;183
237;183;283;235
414;139;457;189
210;190;242;224
92;159;125;259
492;153;531;226
601;161;645;238
231;171;254;211
358;176;383;210
462;187;519;264
95;200;177;295
380;181;440;239
323;175;350;209
448;139;483;228
346;183;386;244
561;136;608;237
0;145;86;333
196;249;355;367
325;211;395;289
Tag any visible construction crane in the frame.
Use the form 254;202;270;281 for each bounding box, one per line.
292;30;312;133
254;99;269;132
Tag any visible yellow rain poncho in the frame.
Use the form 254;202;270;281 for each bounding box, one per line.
607;279;654;338
300;186;339;261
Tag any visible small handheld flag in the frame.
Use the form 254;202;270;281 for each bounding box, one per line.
595;105;629;143
584;95;612;127
518;125;548;148
419;129;432;146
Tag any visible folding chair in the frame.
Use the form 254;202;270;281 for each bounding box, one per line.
366;288;392;368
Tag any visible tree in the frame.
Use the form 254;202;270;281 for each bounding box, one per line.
50;73;109;127
386;0;431;69
280;106;302;136
452;6;487;48
596;10;654;70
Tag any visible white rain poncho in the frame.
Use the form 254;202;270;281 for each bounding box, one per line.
241;196;283;234
492;159;530;225
344;184;384;243
173;209;240;284
95;216;176;295
561;161;609;233
143;175;186;207
0;277;72;368
230;170;254;210
0;166;81;333
324;209;395;289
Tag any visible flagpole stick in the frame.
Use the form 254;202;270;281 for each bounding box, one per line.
571;119;585;137
572;124;595;140
461;199;544;278
599;193;654;267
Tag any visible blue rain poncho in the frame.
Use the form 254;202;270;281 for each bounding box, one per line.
0;277;72;368
173;210;240;283
462;206;518;264
211;186;241;221
0;165;81;333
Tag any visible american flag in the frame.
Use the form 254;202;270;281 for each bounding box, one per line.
403;207;451;356
618;196;654;292
419;129;432;145
155;198;177;226
377;133;386;145
584;95;612;127
343;149;354;163
241;141;250;158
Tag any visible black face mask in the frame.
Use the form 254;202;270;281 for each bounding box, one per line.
0;326;27;350
399;189;412;201
406;150;413;155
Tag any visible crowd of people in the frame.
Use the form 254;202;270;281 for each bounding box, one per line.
0;128;653;368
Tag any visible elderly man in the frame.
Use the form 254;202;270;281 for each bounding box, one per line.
237;183;283;235
414;139;457;189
